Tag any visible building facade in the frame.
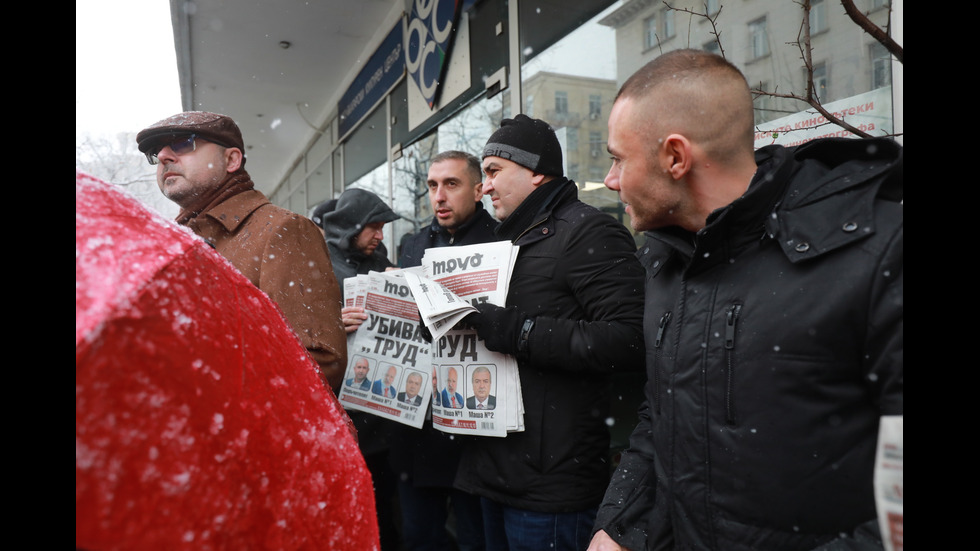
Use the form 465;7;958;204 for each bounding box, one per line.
249;0;901;253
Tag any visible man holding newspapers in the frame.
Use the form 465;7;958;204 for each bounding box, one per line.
390;150;498;551
455;114;646;551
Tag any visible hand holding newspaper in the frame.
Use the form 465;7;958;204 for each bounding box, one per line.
337;270;433;429
337;241;525;437
402;268;474;342
416;241;523;437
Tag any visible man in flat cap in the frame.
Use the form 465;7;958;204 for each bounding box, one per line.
454;114;646;550
136;111;347;392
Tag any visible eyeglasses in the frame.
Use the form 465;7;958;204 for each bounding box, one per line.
145;134;198;165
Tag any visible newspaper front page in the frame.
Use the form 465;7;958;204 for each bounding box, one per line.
336;241;525;437
337;271;432;429
416;241;524;438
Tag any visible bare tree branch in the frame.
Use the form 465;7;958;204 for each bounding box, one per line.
840;0;903;63
664;2;726;58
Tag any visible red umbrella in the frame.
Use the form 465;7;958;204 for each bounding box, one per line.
76;170;379;551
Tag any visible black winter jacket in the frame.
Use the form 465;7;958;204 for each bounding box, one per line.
594;137;903;550
399;201;500;269
455;178;646;512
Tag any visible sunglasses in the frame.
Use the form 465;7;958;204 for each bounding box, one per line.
145;134;199;165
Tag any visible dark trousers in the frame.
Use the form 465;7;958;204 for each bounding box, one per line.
365;450;402;550
398;480;485;551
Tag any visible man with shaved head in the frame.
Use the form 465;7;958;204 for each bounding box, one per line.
589;49;903;551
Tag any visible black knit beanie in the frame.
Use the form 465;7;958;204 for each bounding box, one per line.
482;114;563;177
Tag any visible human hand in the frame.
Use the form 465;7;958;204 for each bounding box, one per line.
463;302;526;355
341;306;368;334
587;530;630;551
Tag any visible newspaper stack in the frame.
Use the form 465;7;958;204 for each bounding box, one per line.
415;241;523;438
338;270;433;429
336;240;524;438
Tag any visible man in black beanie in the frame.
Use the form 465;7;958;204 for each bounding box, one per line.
454;114;646;551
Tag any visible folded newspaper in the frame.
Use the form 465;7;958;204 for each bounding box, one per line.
337;241;524;437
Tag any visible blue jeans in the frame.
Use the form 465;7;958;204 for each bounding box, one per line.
480;498;597;551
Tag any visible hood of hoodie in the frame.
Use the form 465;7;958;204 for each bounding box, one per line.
320;188;401;256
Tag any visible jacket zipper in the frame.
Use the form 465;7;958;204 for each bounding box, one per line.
653;310;671;414
724;302;742;425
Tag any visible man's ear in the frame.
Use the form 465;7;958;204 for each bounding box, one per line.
661;134;692;180
530;172;550;187
226;147;244;173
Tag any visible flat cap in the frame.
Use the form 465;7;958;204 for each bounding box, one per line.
136;111;245;164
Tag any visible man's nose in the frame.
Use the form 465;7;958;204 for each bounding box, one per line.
156;146;179;165
603;167;619;191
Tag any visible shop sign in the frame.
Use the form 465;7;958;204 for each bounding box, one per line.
338;21;405;139
406;0;464;109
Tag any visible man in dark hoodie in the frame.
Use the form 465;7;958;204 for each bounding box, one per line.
312;187;403;550
318;188;401;285
589;49;903;551
135;111;347;392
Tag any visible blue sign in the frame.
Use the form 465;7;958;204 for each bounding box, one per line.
338;22;405;139
406;0;463;109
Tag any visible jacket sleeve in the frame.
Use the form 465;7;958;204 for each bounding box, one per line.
525;215;645;374
593;400;673;550
259;215;348;392
865;203;903;416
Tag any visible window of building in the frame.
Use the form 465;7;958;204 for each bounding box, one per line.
706;0;720;15
812;62;828;100
589;131;603;158
704;40;720;55
589;94;602;119
871;42;892;89
753;81;775;125
567;127;579;151
871;0;889;9
749;17;770;59
526;94;534;117
555;91;568;114
810;0;828;34
662;9;675;40
644;14;657;49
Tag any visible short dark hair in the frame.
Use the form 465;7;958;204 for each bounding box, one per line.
617;49;748;103
430;150;483;184
617;49;755;159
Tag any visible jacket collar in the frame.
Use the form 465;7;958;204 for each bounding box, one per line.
496;177;575;243
762;137;902;263
426;201;492;242
644;137;902;268
201;189;270;233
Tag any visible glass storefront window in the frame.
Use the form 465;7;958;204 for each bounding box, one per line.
391;91;506;259
520;2;629;235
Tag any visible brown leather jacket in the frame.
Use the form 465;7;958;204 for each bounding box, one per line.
183;177;347;391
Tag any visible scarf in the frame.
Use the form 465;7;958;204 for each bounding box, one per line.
175;170;255;225
495;178;570;242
